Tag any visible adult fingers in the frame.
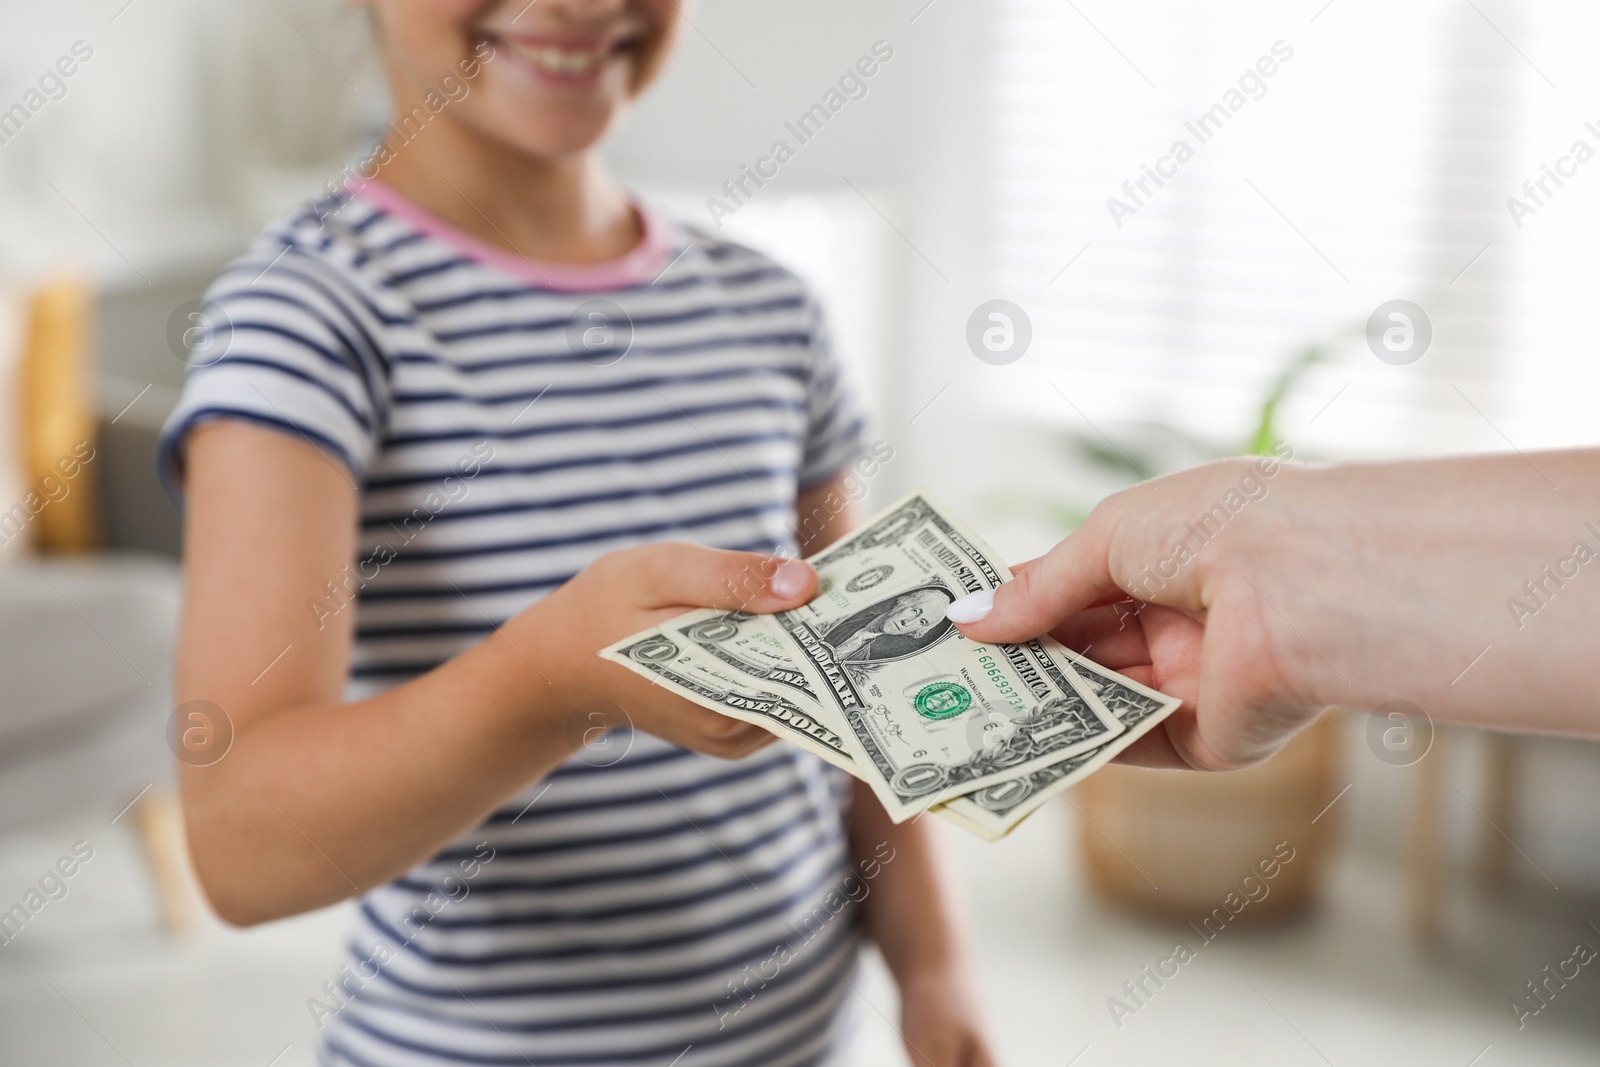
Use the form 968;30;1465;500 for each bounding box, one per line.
950;507;1125;644
1046;603;1152;665
1109;718;1189;768
1015;557;1134;612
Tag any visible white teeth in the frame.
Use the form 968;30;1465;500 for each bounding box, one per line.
510;41;608;77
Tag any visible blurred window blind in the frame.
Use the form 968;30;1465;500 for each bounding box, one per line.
985;0;1600;457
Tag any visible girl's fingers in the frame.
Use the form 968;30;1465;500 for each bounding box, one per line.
621;543;817;612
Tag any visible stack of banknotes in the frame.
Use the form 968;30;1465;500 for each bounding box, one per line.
601;492;1181;840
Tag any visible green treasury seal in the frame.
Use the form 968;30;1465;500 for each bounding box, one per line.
914;682;972;721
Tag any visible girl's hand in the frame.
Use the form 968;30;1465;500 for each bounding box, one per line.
517;542;818;760
175;422;824;922
897;969;999;1067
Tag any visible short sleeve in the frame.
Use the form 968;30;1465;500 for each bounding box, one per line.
796;299;870;489
157;244;389;500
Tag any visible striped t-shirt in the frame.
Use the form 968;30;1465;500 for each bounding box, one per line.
159;181;872;1067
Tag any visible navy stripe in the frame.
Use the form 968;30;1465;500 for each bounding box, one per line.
219;257;398;409
408;265;793;314
209;287;383;393
341;536;777;609
340;923;857;1038
388;256;479;286
441;754;810;831
359;468;791;530
360;885;857;997
372;856;844;966
215;259;412;331
351;501;788;563
213;317;375;398
382;395;804;447
363;432;792;490
386;363;804;407
333;931;856;1064
353;619;497;640
534;744;696;782
195;353;373;432
698;239;757;261
428;295;807;343
387;799;840;899
400;836;846;930
371;230;431;256
424;776;822;867
386;330;811;376
346;204;389;234
804;390;844;441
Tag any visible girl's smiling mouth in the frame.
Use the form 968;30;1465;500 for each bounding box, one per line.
489;30;639;84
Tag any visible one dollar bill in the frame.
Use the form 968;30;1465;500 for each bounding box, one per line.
606;613;1178;838
603;626;999;838
729;492;1125;820
603;629;854;771
938;650;1180;837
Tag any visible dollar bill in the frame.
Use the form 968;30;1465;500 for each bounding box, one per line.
601;630;855;771
604;620;1176;839
751;491;1124;821
651;606;1179;837
929;799;1006;842
663;610;822;703
937;652;1181;837
603;626;1007;838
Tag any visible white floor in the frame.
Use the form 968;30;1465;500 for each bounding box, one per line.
1;801;1597;1067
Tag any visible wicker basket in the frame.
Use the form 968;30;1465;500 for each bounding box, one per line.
1075;712;1343;923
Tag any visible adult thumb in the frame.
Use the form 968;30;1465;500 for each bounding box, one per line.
949;513;1125;644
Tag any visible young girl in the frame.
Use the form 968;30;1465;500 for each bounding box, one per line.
162;2;996;1065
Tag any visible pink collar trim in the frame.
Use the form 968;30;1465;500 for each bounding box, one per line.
350;178;674;292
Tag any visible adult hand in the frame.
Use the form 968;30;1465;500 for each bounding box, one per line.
948;450;1600;770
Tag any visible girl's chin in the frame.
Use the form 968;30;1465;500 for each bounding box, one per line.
480;112;621;159
492;72;634;129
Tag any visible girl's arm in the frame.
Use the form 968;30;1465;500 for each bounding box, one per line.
848;791;997;1067
177;422;817;925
